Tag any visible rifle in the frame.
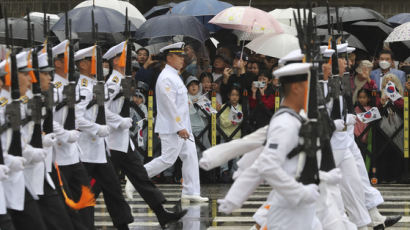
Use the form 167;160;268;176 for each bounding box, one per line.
25;9;43;149
42;1;54;134
119;8;134;118
62;11;78;131
291;4;320;185
5;21;23;157
91;10;106;125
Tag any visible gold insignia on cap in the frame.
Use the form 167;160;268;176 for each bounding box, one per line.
81;78;88;87
112;76;119;84
175;116;181;122
19;96;29;104
0;97;8;107
54;81;62;89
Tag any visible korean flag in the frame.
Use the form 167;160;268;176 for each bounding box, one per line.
384;81;402;102
357;107;382;123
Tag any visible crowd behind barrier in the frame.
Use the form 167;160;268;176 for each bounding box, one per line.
127;44;410;184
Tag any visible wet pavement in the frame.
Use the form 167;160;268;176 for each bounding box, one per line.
94;184;410;230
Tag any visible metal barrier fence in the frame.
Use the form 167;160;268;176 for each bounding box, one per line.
131;87;409;183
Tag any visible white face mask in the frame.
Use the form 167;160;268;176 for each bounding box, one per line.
379;60;391;70
103;67;110;76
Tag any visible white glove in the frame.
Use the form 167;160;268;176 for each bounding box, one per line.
125;177;135;199
42;133;56;147
333;119;345;131
300;184;320;204
119;118;133;130
0;165;10;181
198;158;210;171
346;114;357;126
5;155;26;172
23;147;47;164
217;199;239;214
67;130;81;143
96;125;110;137
319;168;342;185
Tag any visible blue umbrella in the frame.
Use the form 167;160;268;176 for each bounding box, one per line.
134;14;209;43
169;0;233;32
388;13;410;26
143;2;176;19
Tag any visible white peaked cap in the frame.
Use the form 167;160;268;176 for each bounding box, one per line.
347;47;356;54
52;40;69;58
336;43;349;53
159;42;185;54
279;49;304;65
103;41;126;60
74;46;95;61
273;62;312;83
0;51;33;72
322;48;335;58
38;53;54;72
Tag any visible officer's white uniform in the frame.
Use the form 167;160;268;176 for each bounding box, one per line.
144;43;200;196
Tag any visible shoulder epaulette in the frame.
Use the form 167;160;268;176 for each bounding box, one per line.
0;97;8;107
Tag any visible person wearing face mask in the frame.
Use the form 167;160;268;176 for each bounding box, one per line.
370;49;406;90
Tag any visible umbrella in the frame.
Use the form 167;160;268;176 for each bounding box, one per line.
144;2;176;19
23;12;60;26
209;6;283;34
385;22;410;43
388;13;410;26
344;21;393;56
245;33;299;58
389;41;410;62
0;17;45;46
233;22;296;41
169;0;233;32
316;28;367;52
269;8;316;27
74;0;146;28
52;6;137;45
134;14;209;43
314;6;387;27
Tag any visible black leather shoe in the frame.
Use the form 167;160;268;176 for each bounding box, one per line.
158;209;188;229
373;215;402;230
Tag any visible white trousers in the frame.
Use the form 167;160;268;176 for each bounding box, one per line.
349;142;384;210
267;201;319;230
334;148;371;227
144;133;200;195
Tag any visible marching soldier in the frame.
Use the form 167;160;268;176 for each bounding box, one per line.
144;42;208;203
102;41;187;228
52;40;93;230
218;63;321;229
74;46;133;230
0;51;47;230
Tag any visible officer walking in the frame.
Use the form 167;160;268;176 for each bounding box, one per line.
144;42;208;203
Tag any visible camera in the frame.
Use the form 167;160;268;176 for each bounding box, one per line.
253;81;266;88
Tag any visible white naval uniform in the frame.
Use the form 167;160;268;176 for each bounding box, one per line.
0;90;26;210
105;70;134;152
75;74;123;163
52;73;82;166
144;64;200;196
323;82;371;227
222;110;319;230
0;91;10;214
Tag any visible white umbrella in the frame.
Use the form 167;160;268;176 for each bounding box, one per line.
385;22;410;42
245;33;300;59
74;0;146;28
24;12;60;26
269;8;316;27
233;22;296;41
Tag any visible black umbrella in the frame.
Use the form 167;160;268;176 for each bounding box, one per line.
316;28;367;52
314;6;387;27
134;14;209;43
0;17;45;46
389;41;410;62
143;2;176;19
51;6;137;45
344;21;393;57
